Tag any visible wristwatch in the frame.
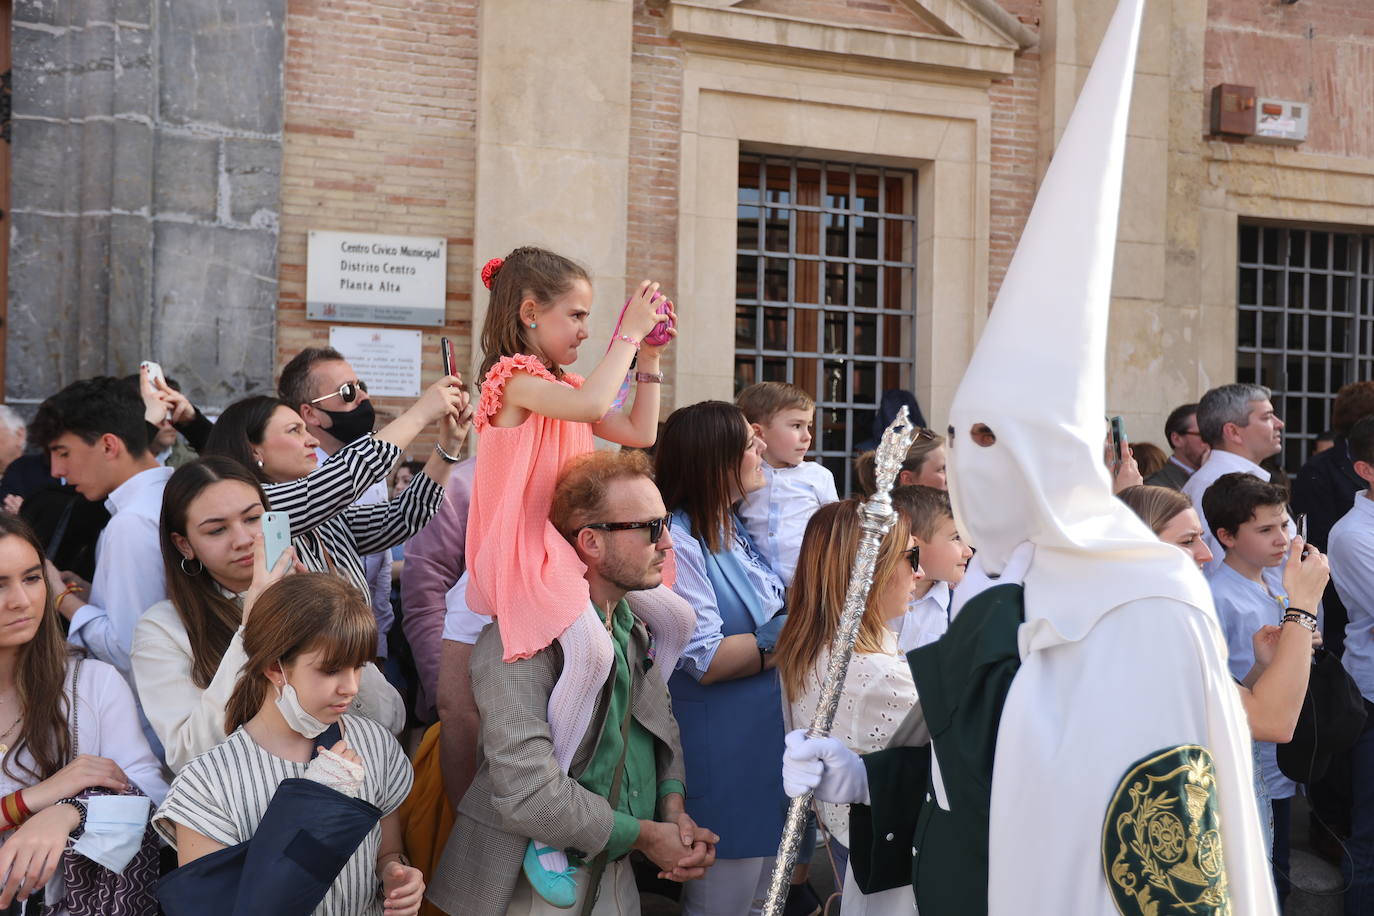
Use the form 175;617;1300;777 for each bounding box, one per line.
634;371;664;384
55;797;87;838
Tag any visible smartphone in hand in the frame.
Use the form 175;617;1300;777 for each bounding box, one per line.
1297;513;1310;558
141;360;166;387
261;511;291;572
440;337;456;378
1109;416;1127;468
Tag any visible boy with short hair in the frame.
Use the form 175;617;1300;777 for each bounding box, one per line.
1203;471;1323;902
890;485;972;652
736;382;837;584
29;376;173;677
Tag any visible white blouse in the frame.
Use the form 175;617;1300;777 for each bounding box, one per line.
786;630;918;846
132;598;405;773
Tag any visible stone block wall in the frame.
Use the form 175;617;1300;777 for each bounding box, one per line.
276;0;478;458
9;0;285;410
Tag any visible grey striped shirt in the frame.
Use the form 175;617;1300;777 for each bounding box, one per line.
154;715;413;915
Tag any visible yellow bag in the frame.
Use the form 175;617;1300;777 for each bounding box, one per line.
399;723;454;916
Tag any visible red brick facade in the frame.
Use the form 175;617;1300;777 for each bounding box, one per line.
987;0;1042;303
277;0;480;457
1205;0;1374;159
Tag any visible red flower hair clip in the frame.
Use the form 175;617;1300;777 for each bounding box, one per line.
480;257;504;290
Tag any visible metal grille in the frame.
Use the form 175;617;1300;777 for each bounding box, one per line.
1237;223;1374;470
734;153;917;493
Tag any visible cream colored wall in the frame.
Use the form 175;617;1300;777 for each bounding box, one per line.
669;1;1021;430
1042;0;1374;450
469;0;634;381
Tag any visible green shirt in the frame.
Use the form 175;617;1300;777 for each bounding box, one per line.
575;599;686;860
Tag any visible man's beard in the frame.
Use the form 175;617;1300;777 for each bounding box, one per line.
600;555;663;594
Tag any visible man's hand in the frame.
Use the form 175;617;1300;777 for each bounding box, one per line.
633;819;717;882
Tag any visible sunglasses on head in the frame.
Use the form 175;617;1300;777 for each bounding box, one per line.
578;514;673;543
308;380;368;405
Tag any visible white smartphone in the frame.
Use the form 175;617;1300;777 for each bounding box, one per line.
140;360;165;387
261;511;291;571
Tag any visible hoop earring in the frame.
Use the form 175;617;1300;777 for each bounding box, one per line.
180;556;203;576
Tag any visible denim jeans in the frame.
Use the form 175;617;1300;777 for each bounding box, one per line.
1344;720;1374;915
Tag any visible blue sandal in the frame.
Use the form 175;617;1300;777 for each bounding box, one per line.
522;840;579;909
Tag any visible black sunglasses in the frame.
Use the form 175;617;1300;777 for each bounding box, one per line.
905;546;921;572
579;514;673;543
308;379;368;405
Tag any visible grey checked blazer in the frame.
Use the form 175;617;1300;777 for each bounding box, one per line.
425;609;687;916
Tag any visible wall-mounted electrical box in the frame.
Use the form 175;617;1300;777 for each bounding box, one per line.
1252;98;1309;145
1211;83;1256;137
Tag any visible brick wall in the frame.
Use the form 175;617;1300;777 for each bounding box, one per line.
1205;0;1374;159
278;0;478;460
628;2;684;409
986;0;1041;305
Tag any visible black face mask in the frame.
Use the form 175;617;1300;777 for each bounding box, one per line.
316;399;376;445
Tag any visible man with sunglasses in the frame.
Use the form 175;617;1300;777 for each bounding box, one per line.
279;345;468;661
430;449;718;916
1144;402;1208;491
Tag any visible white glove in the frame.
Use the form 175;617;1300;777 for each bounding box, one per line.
782;729;870;805
950;540;1035;618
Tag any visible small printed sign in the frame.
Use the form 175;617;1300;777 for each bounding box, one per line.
307;230;447;327
328;326;423;398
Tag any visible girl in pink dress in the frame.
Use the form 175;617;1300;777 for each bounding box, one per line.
465;246;694;900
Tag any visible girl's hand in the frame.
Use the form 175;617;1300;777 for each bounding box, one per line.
1111;445;1143;494
620;280;669;342
379;860;425;914
0;803;81;906
26;755;127;811
321;739;363;768
639;302;678;359
242;535;299;626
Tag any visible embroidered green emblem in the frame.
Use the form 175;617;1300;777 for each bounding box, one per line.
1102;745;1231;915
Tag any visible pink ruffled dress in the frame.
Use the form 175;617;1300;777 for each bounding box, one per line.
465;355;594;662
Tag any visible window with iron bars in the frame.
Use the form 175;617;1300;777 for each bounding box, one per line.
1237;223;1374;470
734;153;917;494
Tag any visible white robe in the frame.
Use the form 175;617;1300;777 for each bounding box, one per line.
987;596;1277;915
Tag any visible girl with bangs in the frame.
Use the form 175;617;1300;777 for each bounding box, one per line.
154;573;423;916
774;499;922;915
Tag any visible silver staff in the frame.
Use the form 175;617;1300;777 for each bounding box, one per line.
761;406;918;916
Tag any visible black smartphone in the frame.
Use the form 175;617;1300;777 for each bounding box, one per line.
1109;416;1126;467
440;336;456;377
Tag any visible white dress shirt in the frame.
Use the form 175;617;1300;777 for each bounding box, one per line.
1327;492;1374;702
68;465;175;676
738;460;838;586
894;580;952;654
1208;560;1297;800
1181;449;1274;575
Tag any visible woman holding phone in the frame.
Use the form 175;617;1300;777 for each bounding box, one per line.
132;458;404;773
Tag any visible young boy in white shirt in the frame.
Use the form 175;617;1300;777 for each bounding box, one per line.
1202;470;1314;903
736;382;838;585
890;485;972;652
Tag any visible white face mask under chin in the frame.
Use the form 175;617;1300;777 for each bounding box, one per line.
274;665;331;739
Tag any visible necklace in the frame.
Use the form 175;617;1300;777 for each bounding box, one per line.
0;715;21;755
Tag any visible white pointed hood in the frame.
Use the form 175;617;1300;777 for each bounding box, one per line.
946;0;1211;649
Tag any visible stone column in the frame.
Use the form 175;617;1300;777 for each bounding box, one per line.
470;0;634;382
9;0;285;409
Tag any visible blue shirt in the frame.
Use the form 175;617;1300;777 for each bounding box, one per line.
669;514;785;680
1208;561;1297;799
737;460;838;586
1328;492;1374;702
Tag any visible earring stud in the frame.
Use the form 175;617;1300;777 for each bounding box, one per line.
530;322;537;329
